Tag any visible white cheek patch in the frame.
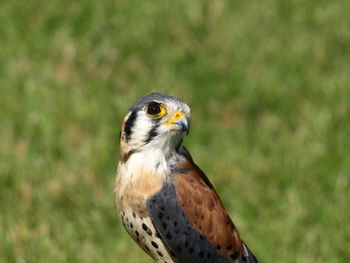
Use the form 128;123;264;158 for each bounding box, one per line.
129;113;158;147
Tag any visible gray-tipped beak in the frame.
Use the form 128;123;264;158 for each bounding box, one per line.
173;116;190;134
165;111;190;135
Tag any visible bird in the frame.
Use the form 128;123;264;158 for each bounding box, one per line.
115;93;259;263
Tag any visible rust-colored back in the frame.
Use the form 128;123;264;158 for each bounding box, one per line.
173;156;244;261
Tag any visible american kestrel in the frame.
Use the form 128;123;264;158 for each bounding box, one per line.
115;93;259;263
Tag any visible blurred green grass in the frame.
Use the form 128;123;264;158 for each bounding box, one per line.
1;0;350;262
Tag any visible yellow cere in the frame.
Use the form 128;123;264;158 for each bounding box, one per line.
165;111;186;125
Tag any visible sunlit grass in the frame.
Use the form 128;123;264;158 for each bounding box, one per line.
0;0;349;262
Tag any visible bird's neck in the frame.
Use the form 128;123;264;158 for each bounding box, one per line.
118;145;185;181
116;142;186;208
119;132;184;162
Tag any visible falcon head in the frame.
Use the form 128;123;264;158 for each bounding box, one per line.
119;93;191;160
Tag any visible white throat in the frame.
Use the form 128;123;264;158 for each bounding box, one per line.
115;135;185;203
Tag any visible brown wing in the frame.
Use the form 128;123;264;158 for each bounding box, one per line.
146;149;258;262
172;152;245;261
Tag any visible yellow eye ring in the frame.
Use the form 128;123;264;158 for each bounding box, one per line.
146;102;167;118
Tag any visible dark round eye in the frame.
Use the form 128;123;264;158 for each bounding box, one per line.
147;102;161;115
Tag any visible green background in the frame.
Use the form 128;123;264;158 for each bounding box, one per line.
1;0;349;262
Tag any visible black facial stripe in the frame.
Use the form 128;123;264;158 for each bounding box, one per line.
144;124;159;144
175;139;183;154
124;111;138;142
151;117;162;126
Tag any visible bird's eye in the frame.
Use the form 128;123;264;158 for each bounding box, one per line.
146;102;166;118
147;102;161;115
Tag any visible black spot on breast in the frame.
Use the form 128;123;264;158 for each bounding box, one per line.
166;232;172;240
124;111;137;142
130;223;133;228
207;252;211;259
151;241;159;249
157;251;163;257
132;212;136;218
135;231;139;237
147;229;153;236
216;244;221;250
145;245;150;252
226;244;233;250
230;251;240;260
142;223;148;231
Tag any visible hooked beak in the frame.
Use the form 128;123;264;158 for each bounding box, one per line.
165;111;190;134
